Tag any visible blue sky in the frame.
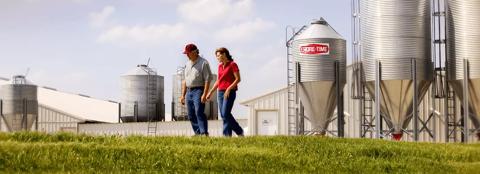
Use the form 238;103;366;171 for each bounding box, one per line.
0;0;351;118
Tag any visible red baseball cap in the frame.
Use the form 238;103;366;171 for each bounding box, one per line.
183;43;198;54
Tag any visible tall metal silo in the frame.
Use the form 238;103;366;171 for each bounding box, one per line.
172;67;188;121
0;75;38;131
447;0;480;140
121;65;165;122
361;0;433;140
292;18;346;135
171;66;218;121
206;74;218;120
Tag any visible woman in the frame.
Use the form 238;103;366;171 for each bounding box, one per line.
206;47;244;137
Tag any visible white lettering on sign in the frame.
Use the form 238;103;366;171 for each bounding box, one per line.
299;43;330;55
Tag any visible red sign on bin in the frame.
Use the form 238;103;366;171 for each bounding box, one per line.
299;43;330;55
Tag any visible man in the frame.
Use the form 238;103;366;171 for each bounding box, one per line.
180;43;212;136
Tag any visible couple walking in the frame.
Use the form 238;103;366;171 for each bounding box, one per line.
180;43;244;137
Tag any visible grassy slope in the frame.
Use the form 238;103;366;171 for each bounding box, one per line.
0;132;479;173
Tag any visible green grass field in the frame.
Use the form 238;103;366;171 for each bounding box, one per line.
0;132;479;173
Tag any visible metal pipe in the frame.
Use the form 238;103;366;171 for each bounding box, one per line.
437;0;442;69
351;0;357;99
300;102;304;134
444;82;450;142
375;60;382;139
336;61;345;137
463;59;469;143
431;64;437;141
35;105;38;131
295;62;301;135
134;101;138;122
0;100;2;131
432;0;437;74
171;101;175;121
351;0;363;99
444;41;450;143
351;0;357;65
444;0;450;142
118;103;122;123
359;86;364;137
286;26;290;86
23;98;27;131
380;108;383;138
413;58;419;141
443;0;448;73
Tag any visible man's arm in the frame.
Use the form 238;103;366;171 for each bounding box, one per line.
201;62;213;103
207;80;219;100
181;80;186;105
202;80;210;103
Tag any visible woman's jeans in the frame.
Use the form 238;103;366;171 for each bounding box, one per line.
218;90;244;136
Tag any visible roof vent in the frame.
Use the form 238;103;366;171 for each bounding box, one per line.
311;17;328;25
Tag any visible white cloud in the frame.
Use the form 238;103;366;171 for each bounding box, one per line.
91;1;273;46
89;6;115;28
241;56;285;97
233;53;286;118
70;0;91;3
18;0;90;3
29;70;89;91
97;23;188;44
214;18;275;43
178;0;253;24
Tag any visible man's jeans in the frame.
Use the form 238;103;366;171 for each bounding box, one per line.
186;88;208;135
218;90;244;136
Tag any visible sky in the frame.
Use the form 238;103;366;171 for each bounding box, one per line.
0;0;351;119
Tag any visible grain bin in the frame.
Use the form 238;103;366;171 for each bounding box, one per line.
0;75;38;131
292;18;346;135
446;0;480;140
121;65;165;122
361;0;433;140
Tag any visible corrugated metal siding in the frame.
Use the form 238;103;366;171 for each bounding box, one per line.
78;119;248;137
0;104;83;133
34;104;83;133
245;88;289;135
0;118;7;132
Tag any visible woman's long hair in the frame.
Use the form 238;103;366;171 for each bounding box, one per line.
215;47;233;61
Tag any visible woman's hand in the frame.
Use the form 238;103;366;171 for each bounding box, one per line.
224;89;231;99
207;81;218;101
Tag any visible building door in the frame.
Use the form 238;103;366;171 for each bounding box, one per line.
257;110;278;135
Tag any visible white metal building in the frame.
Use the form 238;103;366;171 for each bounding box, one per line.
1;77;246;137
78;119;248;137
0;77;119;133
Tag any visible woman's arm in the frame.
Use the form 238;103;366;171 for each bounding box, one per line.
224;72;240;99
227;72;241;91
